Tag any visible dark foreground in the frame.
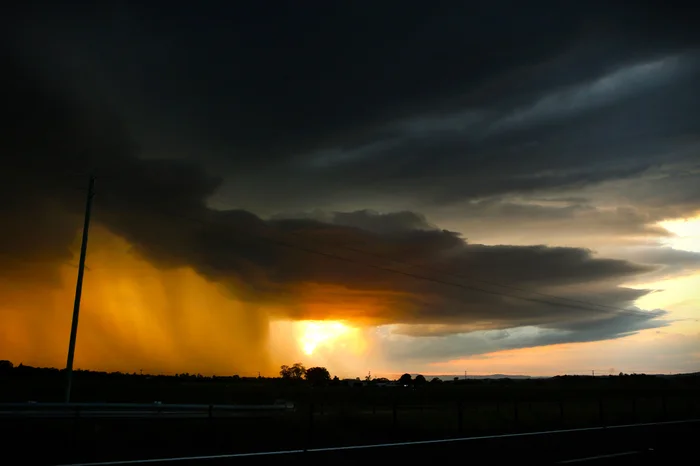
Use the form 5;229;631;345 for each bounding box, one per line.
42;419;698;466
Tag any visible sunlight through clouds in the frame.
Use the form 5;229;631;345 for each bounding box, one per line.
269;320;370;375
659;215;700;253
296;321;354;355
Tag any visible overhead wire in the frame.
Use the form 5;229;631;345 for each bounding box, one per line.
88;183;650;320
2;167;651;320
274;226;642;315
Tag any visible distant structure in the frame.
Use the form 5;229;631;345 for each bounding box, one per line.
341;378;366;388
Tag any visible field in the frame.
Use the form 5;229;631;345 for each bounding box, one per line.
1;367;698;464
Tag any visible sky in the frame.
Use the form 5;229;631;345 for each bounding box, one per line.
1;1;699;379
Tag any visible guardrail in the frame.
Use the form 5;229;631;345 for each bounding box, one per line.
0;401;294;418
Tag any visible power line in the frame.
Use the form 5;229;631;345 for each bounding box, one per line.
146;199;646;318
60;174;650;321
273;226;637;316
248;233;645;318
90;193;650;320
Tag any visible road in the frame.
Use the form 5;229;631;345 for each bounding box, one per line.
54;419;698;466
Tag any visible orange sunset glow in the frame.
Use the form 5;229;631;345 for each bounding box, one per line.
0;226;273;375
2;215;699;379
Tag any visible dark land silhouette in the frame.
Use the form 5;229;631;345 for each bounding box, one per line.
2;359;698;404
1;359;698;464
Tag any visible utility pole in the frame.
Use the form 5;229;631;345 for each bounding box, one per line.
464;370;467;380
64;175;95;403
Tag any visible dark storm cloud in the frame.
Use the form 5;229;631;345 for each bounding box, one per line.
292;54;700;210
0;49;664;333
1;1;689;353
438;200;671;242
5;0;700;221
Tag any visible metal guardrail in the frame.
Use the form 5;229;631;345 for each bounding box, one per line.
0;401;294;418
0;402;293;410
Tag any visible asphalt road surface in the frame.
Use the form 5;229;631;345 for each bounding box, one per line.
55;419;698;466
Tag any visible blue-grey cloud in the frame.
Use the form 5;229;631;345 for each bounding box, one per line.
385;307;670;362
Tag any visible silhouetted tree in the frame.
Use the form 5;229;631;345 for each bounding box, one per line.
0;360;13;374
398;373;412;385
414;374;427;386
280;363;306;380
430;377;442;384
305;367;331;386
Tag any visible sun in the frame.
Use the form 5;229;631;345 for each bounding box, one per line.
295;321;357;356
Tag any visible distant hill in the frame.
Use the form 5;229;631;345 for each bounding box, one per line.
657;372;700;378
431;372;700;381
433;374;535;381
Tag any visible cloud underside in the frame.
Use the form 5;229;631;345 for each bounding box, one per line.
384;314;671;363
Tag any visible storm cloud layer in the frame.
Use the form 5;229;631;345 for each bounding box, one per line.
5;2;699;216
2;1;698;370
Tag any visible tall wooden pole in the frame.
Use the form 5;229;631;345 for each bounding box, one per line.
64;175;95;403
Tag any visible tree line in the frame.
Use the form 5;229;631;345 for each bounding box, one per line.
279;363;445;387
3;360;698;389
